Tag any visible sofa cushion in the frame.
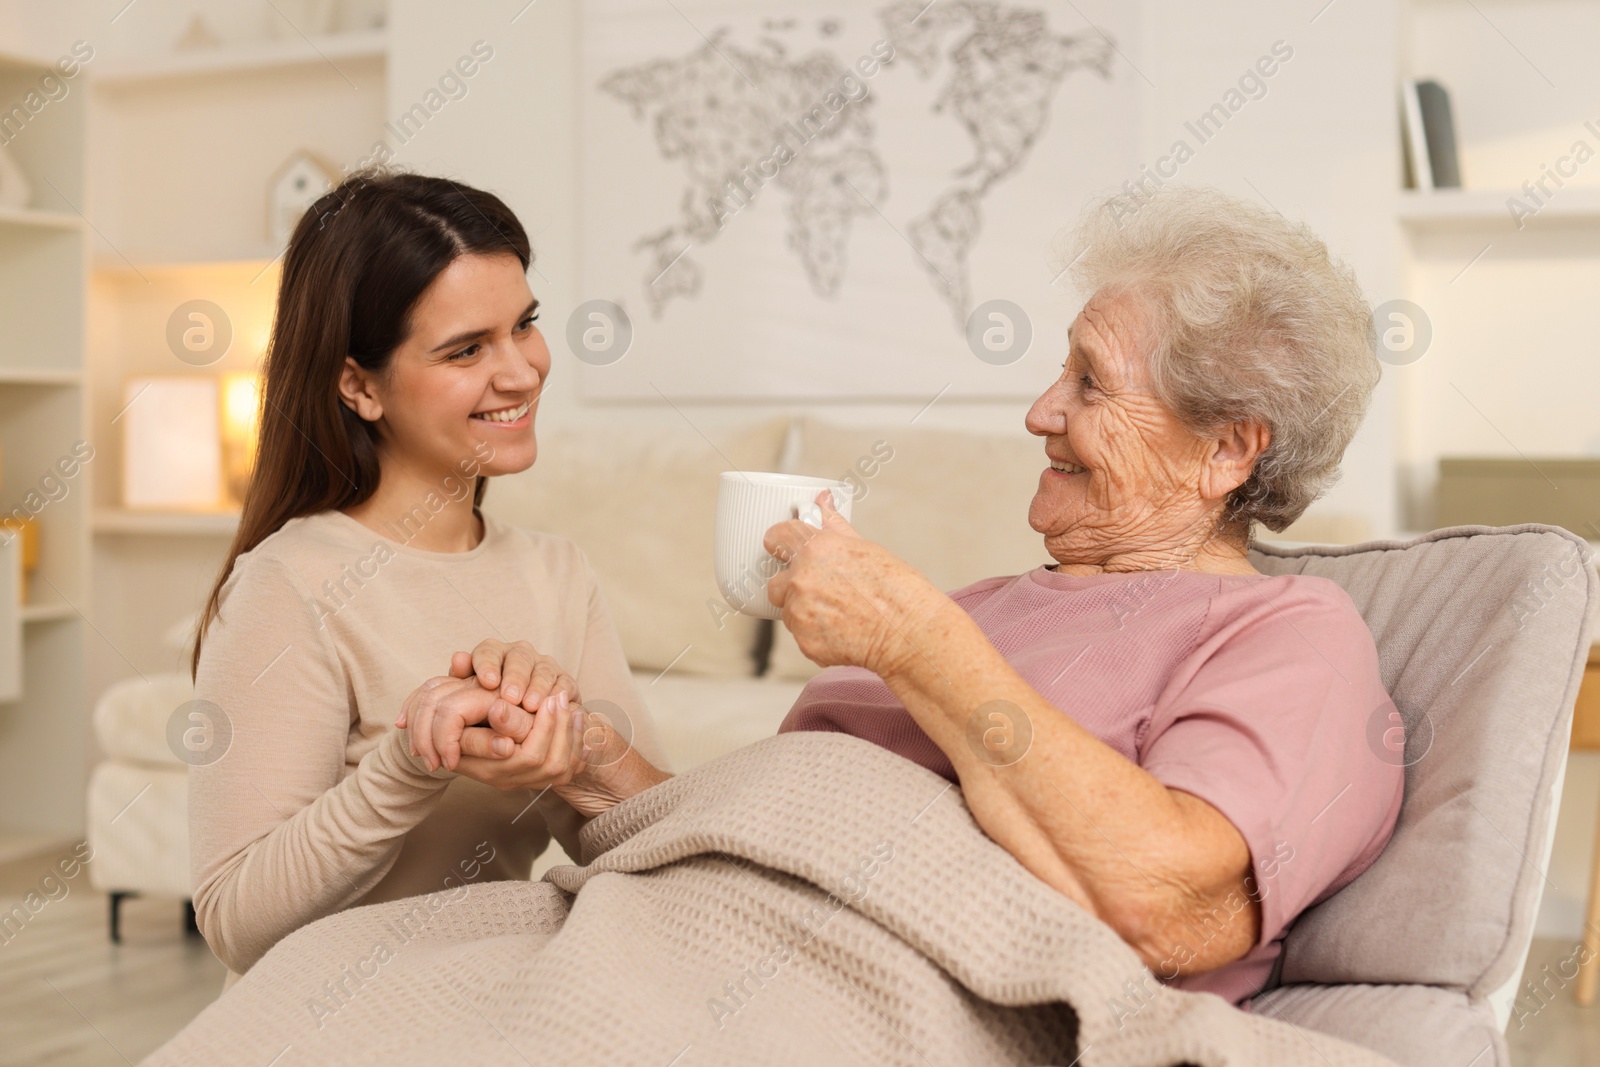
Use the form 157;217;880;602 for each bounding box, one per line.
483;417;788;678
768;417;1052;680
630;669;805;773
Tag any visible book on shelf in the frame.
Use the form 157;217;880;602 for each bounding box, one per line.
1402;78;1461;190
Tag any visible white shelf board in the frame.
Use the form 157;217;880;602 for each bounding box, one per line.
93;508;241;537
0;367;82;385
1399;188;1600;230
0;833;75;865
20;601;77;623
94;30;387;85
0;207;86;232
0;49;65;76
92;246;283;275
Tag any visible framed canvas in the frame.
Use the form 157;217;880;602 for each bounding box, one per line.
575;0;1139;400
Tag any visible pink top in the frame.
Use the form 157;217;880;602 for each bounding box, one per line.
777;564;1405;1007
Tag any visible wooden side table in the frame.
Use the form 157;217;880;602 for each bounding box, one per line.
1570;642;1600;1005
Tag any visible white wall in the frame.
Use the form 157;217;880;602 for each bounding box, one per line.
388;0;1402;538
1133;0;1402;537
388;0;1042;440
1401;0;1600;516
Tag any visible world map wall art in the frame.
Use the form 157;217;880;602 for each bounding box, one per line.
577;0;1139;400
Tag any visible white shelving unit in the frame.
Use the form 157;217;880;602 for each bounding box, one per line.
82;25;390;732
0;48;91;839
1394;1;1600;532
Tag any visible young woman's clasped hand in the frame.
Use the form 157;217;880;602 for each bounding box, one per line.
395;637;671;816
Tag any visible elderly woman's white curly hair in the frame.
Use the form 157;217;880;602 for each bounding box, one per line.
1059;186;1380;534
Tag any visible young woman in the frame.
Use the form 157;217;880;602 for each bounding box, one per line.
188;169;667;984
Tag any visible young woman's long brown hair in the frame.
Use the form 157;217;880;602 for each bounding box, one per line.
191;168;532;679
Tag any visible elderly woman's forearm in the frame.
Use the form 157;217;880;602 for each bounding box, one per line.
880;595;1258;973
551;745;674;820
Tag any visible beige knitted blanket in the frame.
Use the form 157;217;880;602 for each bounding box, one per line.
144;732;1398;1066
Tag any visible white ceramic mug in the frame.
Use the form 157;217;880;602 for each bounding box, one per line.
714;472;853;620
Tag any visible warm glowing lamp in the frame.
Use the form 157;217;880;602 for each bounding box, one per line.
221;371;261;508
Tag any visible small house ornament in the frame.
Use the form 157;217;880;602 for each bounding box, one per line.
174;13;221;50
267;151;335;247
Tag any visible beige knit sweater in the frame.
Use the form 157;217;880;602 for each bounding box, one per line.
188;507;665;978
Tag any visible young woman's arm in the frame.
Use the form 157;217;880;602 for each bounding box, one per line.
189;554;456;975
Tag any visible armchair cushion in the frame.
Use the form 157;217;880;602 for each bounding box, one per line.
1244;524;1596;1066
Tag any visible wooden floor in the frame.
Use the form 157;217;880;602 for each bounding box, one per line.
3;838;1600;1065
0;841;225;1066
1507;937;1600;1065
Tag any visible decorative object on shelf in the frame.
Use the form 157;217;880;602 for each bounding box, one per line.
0;144;32;210
341;0;387;30
0;449;29;605
174;13;223;51
265;0;341;40
121;377;224;511
0;519;40;603
0;532;18;702
1402;78;1461;190
220;371;261;507
267;150;336;248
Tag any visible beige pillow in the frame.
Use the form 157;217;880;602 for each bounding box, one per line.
767;417;1053;681
483;417;788;677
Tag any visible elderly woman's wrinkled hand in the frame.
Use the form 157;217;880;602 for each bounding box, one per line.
431;688;669;816
396;674;534;772
764;490;944;679
399;671;588;783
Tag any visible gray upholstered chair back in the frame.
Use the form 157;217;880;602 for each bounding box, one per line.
1244;524;1597;1067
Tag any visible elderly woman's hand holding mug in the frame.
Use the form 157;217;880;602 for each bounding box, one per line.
763;489;945;681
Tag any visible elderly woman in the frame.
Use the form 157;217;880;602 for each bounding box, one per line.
411;186;1401;1009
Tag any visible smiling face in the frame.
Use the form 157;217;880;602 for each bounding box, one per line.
1024;289;1262;571
339;251;549;483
